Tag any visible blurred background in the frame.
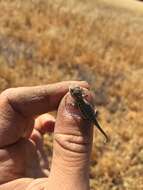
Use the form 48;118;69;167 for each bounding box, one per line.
0;0;143;189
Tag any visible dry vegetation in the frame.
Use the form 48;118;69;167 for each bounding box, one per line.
0;0;143;189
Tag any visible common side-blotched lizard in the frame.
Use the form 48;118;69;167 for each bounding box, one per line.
69;86;109;143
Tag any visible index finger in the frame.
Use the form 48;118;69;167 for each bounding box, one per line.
1;81;89;117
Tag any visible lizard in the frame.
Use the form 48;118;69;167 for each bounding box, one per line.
69;86;109;143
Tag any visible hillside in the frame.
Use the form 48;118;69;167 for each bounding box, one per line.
101;0;143;13
0;0;143;189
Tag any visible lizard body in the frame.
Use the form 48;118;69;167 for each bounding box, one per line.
69;86;109;143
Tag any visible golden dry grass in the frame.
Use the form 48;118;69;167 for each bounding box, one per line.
102;0;143;13
0;0;143;189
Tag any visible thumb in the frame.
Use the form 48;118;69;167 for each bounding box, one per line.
48;88;93;190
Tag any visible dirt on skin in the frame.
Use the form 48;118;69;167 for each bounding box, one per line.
0;0;143;189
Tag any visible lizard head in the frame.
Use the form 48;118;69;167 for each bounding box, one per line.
69;85;83;99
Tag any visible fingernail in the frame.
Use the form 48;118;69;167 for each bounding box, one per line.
65;95;82;118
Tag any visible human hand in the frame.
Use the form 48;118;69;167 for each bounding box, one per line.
0;81;93;190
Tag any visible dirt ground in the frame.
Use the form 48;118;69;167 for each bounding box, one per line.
0;0;143;189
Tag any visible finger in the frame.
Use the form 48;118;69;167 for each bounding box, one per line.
1;81;89;117
0;178;34;190
30;129;50;171
34;113;55;134
48;88;93;190
30;114;56;172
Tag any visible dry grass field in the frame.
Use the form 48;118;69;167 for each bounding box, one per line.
0;0;143;189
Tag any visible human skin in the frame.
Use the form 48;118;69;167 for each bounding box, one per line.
0;81;93;190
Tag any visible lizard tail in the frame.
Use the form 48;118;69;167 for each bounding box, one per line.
94;119;109;143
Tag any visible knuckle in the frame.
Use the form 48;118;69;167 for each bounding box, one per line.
54;134;89;154
0;88;17;107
